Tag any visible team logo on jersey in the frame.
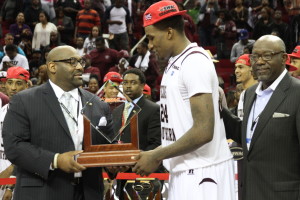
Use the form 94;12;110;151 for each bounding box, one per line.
172;65;179;70
171;71;174;76
188;169;194;175
160;85;167;99
144;13;152;21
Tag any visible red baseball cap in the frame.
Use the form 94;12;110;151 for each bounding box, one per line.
103;72;123;83
286;54;297;71
143;84;151;96
6;66;30;81
143;0;186;27
0;71;7;82
235;54;251;66
289;46;300;59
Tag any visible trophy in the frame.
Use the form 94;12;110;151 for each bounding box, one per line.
77;80;141;167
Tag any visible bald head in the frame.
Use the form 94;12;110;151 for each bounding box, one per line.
46;45;84;91
47;46;78;63
254;35;286;53
251;35;287;89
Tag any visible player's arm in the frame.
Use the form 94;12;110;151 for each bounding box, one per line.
133;93;214;176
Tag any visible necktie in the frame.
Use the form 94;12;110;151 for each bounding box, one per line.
61;92;77;135
123;102;131;124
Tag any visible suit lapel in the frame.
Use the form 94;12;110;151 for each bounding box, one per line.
127;96;144;120
248;73;291;154
242;86;257;155
42;82;72;139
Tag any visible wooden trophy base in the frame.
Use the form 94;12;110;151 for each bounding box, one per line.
77;150;141;167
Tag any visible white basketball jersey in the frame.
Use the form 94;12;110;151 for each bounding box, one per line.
160;43;232;173
0;104;11;173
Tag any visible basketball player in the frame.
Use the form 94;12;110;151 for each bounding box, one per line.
132;1;235;199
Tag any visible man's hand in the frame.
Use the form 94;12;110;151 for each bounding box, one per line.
57;150;86;173
132;150;161;176
0;165;13;179
2;189;13;200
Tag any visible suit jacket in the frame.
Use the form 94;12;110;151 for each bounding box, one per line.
112;96;161;199
224;73;300;200
3;82;113;200
112;96;161;151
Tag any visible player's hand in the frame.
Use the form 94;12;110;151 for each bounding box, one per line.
132;150;161;176
2;189;13;200
57;151;86;173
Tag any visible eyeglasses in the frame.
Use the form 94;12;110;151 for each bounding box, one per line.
52;57;86;67
250;51;284;62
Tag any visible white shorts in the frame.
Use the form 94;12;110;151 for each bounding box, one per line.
168;159;235;200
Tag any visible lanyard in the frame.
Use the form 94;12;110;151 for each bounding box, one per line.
250;97;261;137
59;100;80;126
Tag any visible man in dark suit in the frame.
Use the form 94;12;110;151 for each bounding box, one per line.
223;35;300;200
112;68;161;199
3;45;113;200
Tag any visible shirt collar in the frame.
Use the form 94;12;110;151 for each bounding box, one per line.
126;94;143;105
255;69;287;95
49;80;80;101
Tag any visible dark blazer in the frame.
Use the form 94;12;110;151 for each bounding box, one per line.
112;96;161;151
223;73;300;200
3;81;113;200
112;96;161;199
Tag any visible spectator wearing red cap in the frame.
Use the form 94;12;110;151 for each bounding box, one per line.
143;84;152;100
132;1;235;199
0;71;7;95
235;54;257;119
0;71;9;108
289;45;300;79
235;54;257;90
103;72;122;99
0;66;30;200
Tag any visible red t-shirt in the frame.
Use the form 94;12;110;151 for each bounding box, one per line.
89;48;119;83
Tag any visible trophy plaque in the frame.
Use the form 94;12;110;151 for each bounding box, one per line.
77;80;141;167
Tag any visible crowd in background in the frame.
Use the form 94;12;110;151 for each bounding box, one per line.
0;0;299;101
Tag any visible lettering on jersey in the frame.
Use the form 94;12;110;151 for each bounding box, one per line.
161;127;176;141
188;169;194;175
160;85;167;99
171;71;174;76
0;151;7;160
160;104;168;123
172;65;179;70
